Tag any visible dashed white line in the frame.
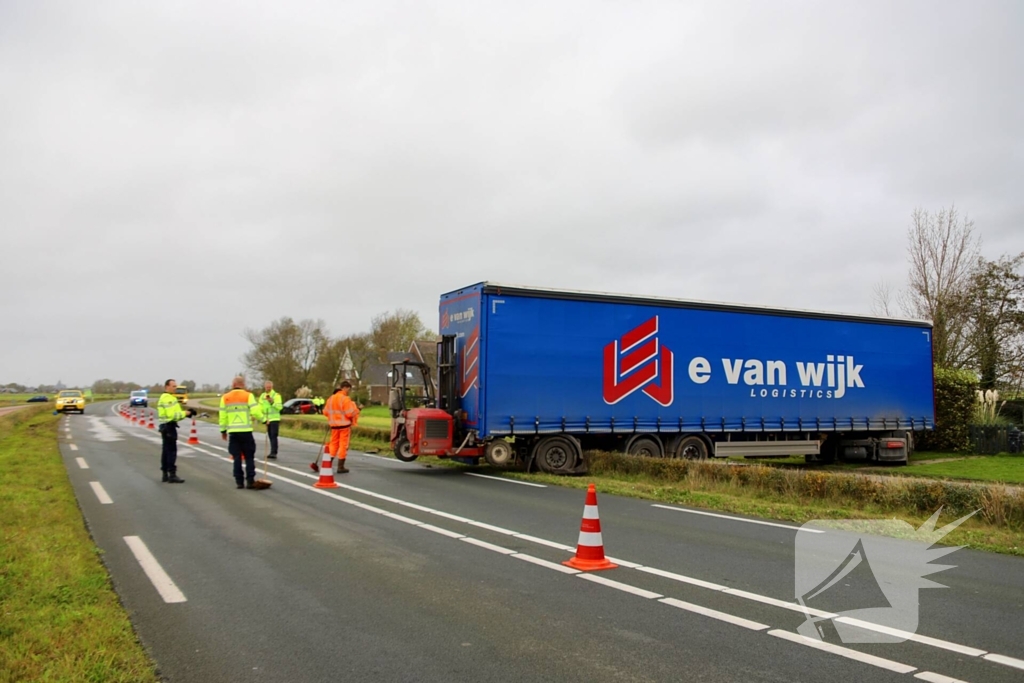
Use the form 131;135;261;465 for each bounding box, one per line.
724;588;836;619
512;553;580;575
636;565;729;591
653;504;825;533
69;443;78;451
123;536;187;603
768;629;917;674
419;524;465;539
89;481;113;504
915;671;971;683
511;533;574;552
660;597;769;631
76;457;89;469
836;616;987;657
465;472;546;487
982;653;1024;671
460;537;517;555
578;573;662;599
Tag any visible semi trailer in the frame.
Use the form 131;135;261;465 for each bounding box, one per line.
388;283;934;472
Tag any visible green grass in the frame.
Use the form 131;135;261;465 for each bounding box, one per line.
0;407;158;682
904;454;1024;484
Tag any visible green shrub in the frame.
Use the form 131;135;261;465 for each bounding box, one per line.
918;366;977;453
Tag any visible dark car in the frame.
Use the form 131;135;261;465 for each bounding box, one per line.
26;395;49;403
281;398;317;415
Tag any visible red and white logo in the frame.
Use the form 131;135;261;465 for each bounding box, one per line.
459;326;479;398
602;316;673;406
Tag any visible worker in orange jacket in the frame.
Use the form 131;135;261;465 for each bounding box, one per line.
311;381;360;474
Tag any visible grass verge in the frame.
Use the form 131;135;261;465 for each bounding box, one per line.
0;407;157;682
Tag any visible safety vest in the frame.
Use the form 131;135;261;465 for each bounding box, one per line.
258;390;283;422
324;392;359;428
158;392;187;425
219;389;264;433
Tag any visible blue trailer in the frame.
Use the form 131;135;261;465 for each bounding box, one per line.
387;283;934;471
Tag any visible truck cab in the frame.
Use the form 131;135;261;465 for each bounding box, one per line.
174;385;189;405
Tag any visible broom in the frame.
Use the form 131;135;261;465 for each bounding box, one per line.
253;431;273;490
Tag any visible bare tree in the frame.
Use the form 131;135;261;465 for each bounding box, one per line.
370;309;427;362
242;317;330;397
902;206;980;369
966;253;1024;389
871;281;899;317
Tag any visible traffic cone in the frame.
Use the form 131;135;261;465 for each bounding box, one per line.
187;418;200;444
313;455;339;489
563;483;617;571
132;407;138;424
146;410;155;429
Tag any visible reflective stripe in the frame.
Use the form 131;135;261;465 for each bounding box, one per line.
576;531;604;546
582;506;600;520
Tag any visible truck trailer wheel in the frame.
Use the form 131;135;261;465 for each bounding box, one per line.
534;436;578;474
673;435;708;460
626;436;663;458
394;436;418;462
484;440;513;467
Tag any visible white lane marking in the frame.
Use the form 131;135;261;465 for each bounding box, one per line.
124;422;997;671
605;556;643;569
76;458;89;469
460;537;518;555
915;672;971;683
660;597;769;631
578;574;662;599
653;504;825;533
513;553;581;575
123;536;187;604
983;653;1024;670
419;524;465;539
465;472;546;487
69;443;78;451
836;617;987;657
89;481;113;504
637;565;729;591
768;630;917;674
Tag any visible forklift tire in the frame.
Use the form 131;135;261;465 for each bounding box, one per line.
484;440;513;467
394;436;418;462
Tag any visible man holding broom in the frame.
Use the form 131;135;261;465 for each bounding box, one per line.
311;381;360;474
220;376;266;489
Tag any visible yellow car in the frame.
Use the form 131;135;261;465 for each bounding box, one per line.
55;390;86;414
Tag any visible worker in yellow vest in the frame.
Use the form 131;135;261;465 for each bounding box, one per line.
219;376;266;489
258;381;283;459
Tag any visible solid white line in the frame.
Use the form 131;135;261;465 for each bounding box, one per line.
983;653;1024;670
768;630;917;674
76;457;89;469
512;533;575;552
89;481;113;504
69;443;78;451
512;553;581;575
660;597;770;631
123;536;187;603
465;472;546;487
460;537;517;555
653;504;825;533
419;524;465;539
725;588;836;619
836;617;987;657
578;574;662;599
915;672;971;683
604;556;643;569
636;565;729;591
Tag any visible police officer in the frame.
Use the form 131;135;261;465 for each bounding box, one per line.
220;376;266;489
258;380;283;459
158;379;196;483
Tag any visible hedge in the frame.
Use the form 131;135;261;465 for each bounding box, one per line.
917;366;977;453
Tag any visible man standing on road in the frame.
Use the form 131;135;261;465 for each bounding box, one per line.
220;377;266;489
258;381;283;459
158;379;196;484
311;381;360;474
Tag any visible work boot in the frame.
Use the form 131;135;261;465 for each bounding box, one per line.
236;480;244;489
337;459;349;474
167;473;185;484
162;471;169;483
309;461;319;473
246;480;255;489
267;454;277;460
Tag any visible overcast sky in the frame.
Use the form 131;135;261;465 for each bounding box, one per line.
2;1;1021;388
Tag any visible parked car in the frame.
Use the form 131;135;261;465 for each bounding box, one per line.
55;390;86;414
26;395;49;403
281;398;317;415
129;390;148;407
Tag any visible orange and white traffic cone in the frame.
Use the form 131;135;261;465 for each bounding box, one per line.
147;410;155;429
313;455;339;489
131;407;138;424
187;418;200;444
563;483;617;571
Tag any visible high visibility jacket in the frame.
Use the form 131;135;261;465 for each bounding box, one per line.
324;392;359;428
258;390;283;422
219;389;265;433
158;392;187;425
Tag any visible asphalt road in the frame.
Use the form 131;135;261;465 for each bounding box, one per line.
58;401;1024;682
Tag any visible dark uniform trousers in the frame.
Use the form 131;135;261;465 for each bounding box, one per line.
229;432;257;484
267;420;280;455
160;423;178;473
